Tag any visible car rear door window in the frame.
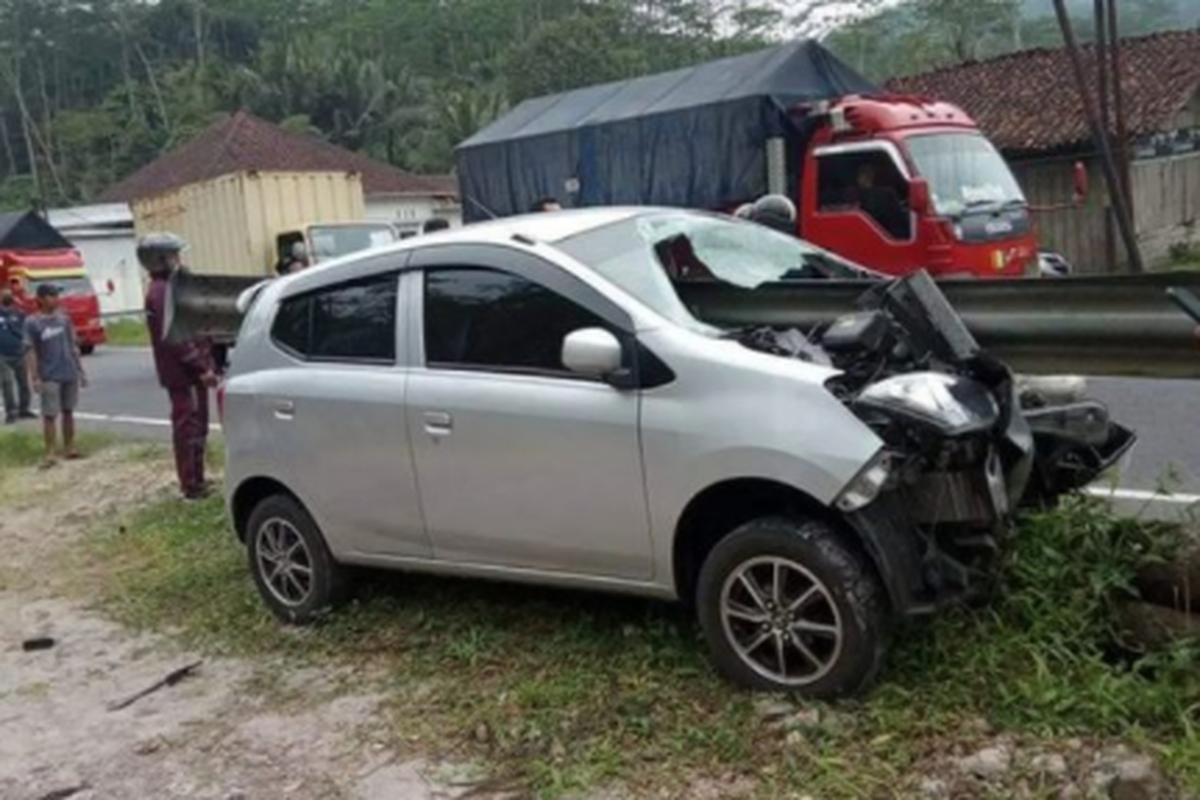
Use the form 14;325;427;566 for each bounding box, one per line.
424;268;606;375
271;273;398;362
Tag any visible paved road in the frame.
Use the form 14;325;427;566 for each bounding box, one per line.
40;347;1200;498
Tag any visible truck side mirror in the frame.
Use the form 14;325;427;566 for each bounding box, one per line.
1072;161;1089;204
909;178;931;216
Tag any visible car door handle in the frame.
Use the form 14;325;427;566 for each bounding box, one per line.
423;411;453;436
273;400;295;420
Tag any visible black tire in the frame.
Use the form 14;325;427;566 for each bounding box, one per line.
696;516;890;698
246;494;348;625
80;343;95;356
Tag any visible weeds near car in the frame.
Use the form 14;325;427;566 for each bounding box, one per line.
0;429;110;479
84;489;1200;797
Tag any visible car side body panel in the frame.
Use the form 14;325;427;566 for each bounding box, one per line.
636;327;884;591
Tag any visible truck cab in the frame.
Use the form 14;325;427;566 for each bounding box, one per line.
274;222;399;273
798;96;1037;279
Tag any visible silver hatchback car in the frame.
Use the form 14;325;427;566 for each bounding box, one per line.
223;208;1131;697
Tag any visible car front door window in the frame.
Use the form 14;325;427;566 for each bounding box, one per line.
424;267;611;376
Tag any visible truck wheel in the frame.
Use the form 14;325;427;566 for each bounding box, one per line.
246;494;348;625
696;517;890;698
80;343;95;356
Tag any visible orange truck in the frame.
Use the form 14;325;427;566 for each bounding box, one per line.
0;211;107;354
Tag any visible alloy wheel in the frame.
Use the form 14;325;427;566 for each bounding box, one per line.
719;556;844;687
255;517;315;608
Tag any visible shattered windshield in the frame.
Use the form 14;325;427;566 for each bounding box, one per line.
556;212;868;330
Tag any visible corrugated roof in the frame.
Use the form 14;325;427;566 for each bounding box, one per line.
886;28;1200;154
99;111;458;202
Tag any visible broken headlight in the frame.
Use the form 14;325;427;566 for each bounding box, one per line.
857;373;999;437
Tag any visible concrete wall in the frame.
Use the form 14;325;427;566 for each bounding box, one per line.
72;232;141;317
47;204;142;316
1013;150;1200;273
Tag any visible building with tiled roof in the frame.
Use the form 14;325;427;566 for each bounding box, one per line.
886;29;1200;158
888;30;1200;271
100;111;460;234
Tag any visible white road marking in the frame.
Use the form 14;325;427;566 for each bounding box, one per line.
1084;487;1200;506
73;411;222;433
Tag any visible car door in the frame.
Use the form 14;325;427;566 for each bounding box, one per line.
259;267;431;559
405;243;653;580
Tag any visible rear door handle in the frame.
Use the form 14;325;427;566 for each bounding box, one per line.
273;400;295;420
423;411;453;436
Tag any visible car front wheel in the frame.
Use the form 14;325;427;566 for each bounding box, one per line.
696;516;890;698
246;494;348;625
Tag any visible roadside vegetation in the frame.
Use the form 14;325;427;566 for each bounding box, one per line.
103;318;150;347
72;464;1200;798
0;428;109;478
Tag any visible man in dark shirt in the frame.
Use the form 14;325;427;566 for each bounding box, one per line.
139;233;219;500
0;289;34;423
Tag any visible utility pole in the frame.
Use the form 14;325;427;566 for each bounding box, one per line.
1053;0;1144;274
1107;0;1133;224
1094;0;1116;272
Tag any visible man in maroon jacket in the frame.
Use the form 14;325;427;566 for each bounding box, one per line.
139;233;219;500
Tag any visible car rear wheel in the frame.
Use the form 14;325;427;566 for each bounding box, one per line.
696;516;890;698
80;343;95;356
246;494;348;625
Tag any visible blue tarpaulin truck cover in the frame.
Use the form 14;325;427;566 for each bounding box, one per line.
455;40;877;222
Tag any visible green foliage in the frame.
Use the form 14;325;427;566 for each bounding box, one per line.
0;0;781;203
104;318;150;347
826;0;1198;80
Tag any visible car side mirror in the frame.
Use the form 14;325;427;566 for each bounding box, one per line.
909;178;931;216
105;279;116;296
1072;161;1089;204
562;327;625;383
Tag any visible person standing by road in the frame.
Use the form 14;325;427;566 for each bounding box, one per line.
139;233;219;501
23;284;86;466
1;289;35;423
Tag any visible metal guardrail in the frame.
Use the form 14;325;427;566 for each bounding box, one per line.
678;271;1200;379
164;271;264;345
165;269;1200;379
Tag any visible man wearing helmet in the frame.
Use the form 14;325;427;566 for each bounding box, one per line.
139;233;218;500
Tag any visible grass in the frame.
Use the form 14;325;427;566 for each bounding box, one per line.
78;487;1200;798
0;427;110;473
104;317;149;347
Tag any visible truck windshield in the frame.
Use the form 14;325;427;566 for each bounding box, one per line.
308;225;397;261
556;212;869;331
905;133;1025;217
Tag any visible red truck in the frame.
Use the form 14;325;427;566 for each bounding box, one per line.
1;211;107;354
458;41;1071;279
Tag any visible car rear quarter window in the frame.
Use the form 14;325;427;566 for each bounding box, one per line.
271;273;398;363
424;268;606;375
271;296;311;356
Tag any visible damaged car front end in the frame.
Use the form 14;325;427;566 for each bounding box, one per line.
561;209;1136;621
734;268;1136;616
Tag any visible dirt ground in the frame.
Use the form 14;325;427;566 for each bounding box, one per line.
0;450;506;800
